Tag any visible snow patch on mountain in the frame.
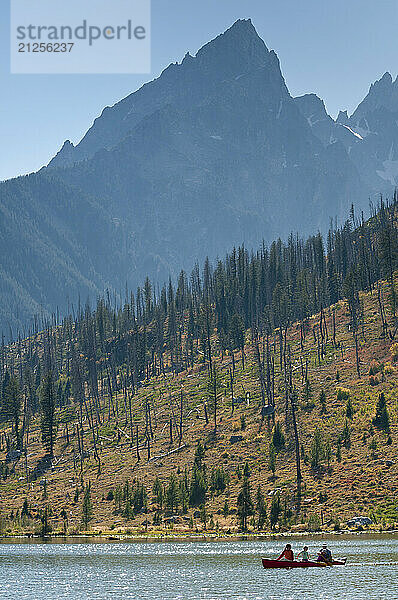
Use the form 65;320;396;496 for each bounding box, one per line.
341;125;363;140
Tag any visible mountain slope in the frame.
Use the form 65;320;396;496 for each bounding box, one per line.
0;19;393;335
1;197;398;535
1;280;397;536
0;173;121;335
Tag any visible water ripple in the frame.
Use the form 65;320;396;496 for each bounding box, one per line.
0;537;396;599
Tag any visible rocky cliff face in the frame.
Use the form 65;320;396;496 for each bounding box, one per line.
49;20;285;168
296;72;398;195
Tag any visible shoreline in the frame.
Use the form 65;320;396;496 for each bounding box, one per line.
1;529;398;544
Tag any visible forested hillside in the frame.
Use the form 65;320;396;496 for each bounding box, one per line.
0;199;398;537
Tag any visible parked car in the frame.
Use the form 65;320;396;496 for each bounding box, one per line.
347;516;372;527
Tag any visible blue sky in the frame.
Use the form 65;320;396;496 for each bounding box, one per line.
1;0;398;181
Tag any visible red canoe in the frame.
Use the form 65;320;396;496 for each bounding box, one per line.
262;558;347;569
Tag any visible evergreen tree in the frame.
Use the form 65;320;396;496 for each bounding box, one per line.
310;428;324;470
39;371;57;457
319;390;327;414
228;313;245;351
325;438;332;470
272;422;285;452
152;476;163;510
341;420;351;448
346;396;353;419
256;485;267;530
373;392;390;430
81;484;93;529
189;443;207;506
1;376;22;448
268;443;276;478
336;438;342;462
40;505;52;537
166;474;179;513
237;462;253;530
200;503;208;529
0;370;10;423
378;209;398;317
21;498;29;518
269;492;281;530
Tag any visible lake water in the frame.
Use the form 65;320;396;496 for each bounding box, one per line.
0;535;397;599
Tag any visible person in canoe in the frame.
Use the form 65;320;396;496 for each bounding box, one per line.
276;543;294;561
296;545;310;562
317;544;332;564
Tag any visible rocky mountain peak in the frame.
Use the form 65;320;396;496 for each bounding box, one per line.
336;110;349;124
294;93;329;121
350;72;398;122
194;18;271;76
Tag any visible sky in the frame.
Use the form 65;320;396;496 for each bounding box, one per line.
1;0;398;181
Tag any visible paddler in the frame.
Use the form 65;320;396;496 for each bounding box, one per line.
297;545;310;562
317;543;332;564
276;543;294;561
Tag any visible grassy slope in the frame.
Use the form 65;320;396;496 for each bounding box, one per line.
1;282;398;536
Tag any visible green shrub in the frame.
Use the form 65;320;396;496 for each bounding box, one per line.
308;513;321;531
272;422;285;452
337;388;350;403
390;343;398;362
372;392;390;430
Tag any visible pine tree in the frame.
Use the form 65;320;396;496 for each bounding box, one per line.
189;443;207;506
325;438;332;470
272;421;285;452
152;476;163;510
200;503;208;529
21;498;29;517
373;392;390;430
256;485;267;530
378;210;398;317
346;396;353;419
39;371;57;457
40;505;52;537
2;376;22;448
81;484;93;529
0;370;10;423
319;390;327;414
336;438;342;462
310;428;324;470
341;420;351;448
268;443;276;478
237;462;254;530
228;313;245;351
166;474;179;513
269;492;281;530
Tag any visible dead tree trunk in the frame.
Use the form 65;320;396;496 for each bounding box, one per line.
136;424;140;461
179;390;183;444
230;367;234;415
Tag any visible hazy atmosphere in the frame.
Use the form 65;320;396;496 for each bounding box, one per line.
1;2;398;599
